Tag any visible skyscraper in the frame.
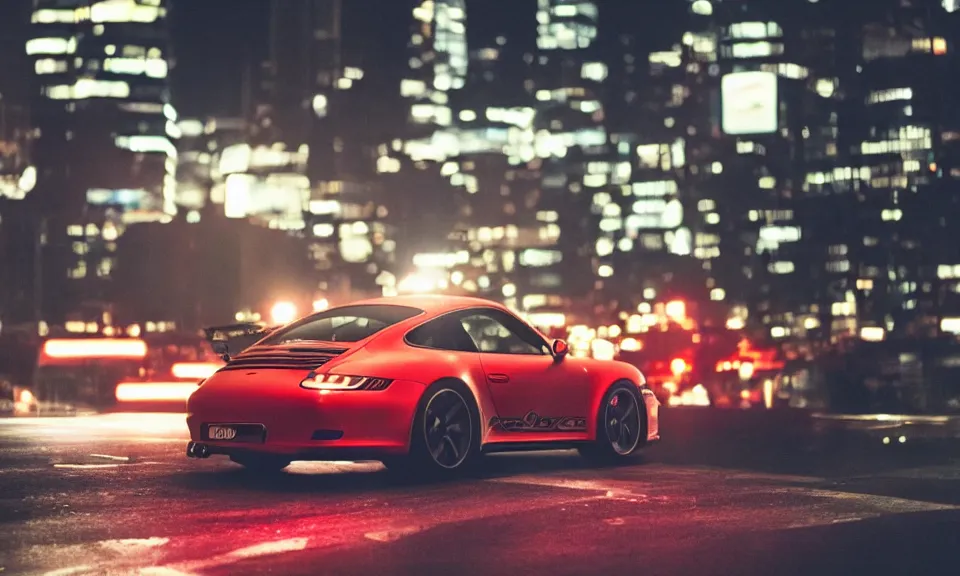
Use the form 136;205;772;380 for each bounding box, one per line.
850;0;948;340
383;0;470;297
637;0;960;350
27;0;177;323
222;0;396;305
712;4;812;343
404;0;467;133
600;1;717;326
532;0;606;315
391;0;590;327
0;100;38;327
610;0;850;346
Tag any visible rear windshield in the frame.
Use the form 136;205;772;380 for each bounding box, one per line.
259;305;423;345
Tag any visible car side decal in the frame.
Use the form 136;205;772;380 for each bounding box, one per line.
489;411;587;432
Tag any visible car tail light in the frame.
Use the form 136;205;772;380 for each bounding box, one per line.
300;373;393;391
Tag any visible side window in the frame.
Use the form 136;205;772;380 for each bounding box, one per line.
405;316;479;353
459;310;550;356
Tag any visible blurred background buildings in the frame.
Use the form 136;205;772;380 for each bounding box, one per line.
2;0;960;362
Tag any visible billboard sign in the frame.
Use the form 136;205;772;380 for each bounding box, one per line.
721;71;778;135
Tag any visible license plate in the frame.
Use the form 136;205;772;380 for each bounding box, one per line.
207;425;237;440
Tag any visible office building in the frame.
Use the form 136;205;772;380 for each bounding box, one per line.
27;0;177;322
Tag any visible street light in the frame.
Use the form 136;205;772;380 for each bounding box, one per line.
270;301;298;325
665;300;686;322
397;272;444;294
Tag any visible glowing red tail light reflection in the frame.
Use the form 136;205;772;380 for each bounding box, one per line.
115;382;198;402
171;362;222;380
43;338;147;359
670;357;689;377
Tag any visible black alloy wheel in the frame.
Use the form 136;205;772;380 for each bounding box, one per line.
604;388;642;455
422;388;473;469
579;381;646;464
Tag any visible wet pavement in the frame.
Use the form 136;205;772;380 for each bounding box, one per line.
1;409;960;575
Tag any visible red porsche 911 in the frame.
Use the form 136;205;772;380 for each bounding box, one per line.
185;295;660;476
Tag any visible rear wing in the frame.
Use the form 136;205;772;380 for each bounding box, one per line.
202;323;277;359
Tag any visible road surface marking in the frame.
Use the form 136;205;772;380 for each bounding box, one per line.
226;538;310;559
364;526;425;542
99;537;170;553
873;465;960;480
41;566;95;576
53;462;161;469
489;476;633;492
89;454;131;461
812;412;954;424
120;491;604;573
0;433;185;444
490;465;825;488
29;536;173;575
719;471;822;484
155;538;309;573
776;486;959;512
126;438;186;444
755;485;960;530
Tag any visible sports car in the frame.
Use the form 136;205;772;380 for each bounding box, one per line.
185;295;660;475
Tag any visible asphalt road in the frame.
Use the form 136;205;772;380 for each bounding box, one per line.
2;409;960;576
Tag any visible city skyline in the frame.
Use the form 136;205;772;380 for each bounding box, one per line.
2;0;960;358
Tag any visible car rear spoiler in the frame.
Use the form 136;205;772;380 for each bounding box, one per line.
202;323;278;360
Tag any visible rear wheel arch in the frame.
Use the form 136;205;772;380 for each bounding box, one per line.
405;377;483;451
385;377;483;477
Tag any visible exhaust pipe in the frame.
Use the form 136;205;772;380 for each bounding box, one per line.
186;442;211;458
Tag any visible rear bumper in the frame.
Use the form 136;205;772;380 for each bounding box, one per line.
186;378;425;458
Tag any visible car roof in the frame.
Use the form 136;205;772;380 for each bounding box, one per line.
347;294;507;316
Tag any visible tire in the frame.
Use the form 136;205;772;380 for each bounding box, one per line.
579;381;646;465
385;380;481;480
230;454;291;472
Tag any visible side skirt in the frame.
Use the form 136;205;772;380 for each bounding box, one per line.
481;441;593;454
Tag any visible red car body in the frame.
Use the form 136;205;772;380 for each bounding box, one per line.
186;295;660;472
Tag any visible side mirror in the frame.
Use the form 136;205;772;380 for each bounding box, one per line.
552;339;569;360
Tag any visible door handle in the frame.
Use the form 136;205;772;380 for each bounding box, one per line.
488;373;510;383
